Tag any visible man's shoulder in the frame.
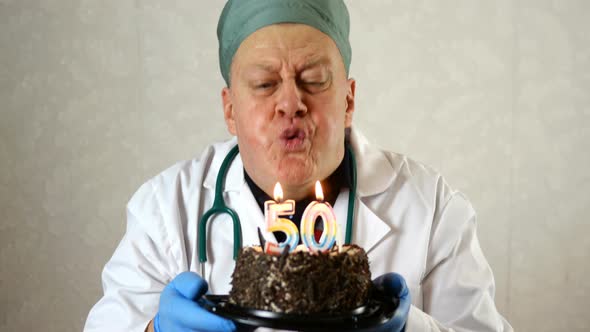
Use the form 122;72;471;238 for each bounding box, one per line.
379;148;458;209
351;128;458;209
385;150;441;182
127;138;236;210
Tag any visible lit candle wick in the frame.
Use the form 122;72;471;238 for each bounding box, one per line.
315;181;324;202
274;182;284;203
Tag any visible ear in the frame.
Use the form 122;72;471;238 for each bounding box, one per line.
222;87;237;136
344;78;356;128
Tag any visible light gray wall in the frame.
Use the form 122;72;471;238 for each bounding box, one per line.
1;1;588;331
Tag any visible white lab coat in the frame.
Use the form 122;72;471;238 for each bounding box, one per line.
84;128;513;332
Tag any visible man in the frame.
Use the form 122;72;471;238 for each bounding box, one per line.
85;1;512;331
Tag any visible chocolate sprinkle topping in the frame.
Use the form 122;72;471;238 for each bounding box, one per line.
228;245;371;314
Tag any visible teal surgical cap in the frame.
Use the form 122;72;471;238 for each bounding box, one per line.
217;0;351;86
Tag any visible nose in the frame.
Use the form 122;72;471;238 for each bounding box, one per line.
275;80;307;118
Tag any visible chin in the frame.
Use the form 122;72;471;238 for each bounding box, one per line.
276;158;316;186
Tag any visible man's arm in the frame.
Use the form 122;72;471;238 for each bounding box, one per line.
406;193;512;331
84;181;177;332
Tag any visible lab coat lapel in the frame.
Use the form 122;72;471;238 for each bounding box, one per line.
352;199;392;254
235;181;275;247
221;154;393;254
333;191;391;255
345;127;397;253
206;127;397;254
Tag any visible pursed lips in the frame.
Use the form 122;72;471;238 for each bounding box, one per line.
279;127;308;151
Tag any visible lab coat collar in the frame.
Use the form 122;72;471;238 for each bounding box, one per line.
332;189;392;254
203;137;243;193
343;128;397;252
202;128;394;252
348;127;397;198
203;127;396;198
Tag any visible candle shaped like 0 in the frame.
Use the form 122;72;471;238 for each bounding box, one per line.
264;183;299;254
300;181;338;253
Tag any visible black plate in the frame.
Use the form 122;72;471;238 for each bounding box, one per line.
201;292;399;332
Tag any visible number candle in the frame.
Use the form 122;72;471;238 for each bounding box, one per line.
300;181;338;253
264;182;299;254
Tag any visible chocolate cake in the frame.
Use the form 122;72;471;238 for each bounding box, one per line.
228;244;371;314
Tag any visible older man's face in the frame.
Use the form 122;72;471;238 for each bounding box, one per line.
222;24;355;198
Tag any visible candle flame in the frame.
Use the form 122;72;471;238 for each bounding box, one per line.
274;182;283;202
315;181;324;201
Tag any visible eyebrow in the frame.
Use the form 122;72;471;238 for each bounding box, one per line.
256;63;276;71
246;57;332;74
252;63;278;72
299;57;331;71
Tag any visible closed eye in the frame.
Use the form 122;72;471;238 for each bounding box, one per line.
255;82;276;90
303;81;325;86
300;79;330;93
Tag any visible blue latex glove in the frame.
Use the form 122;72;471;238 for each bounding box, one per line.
367;272;411;332
154;271;236;332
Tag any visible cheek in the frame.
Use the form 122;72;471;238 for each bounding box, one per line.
313;105;346;135
235;107;273;146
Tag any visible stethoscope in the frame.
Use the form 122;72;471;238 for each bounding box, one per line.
198;144;357;267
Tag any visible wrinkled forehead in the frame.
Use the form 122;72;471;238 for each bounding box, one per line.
231;24;343;72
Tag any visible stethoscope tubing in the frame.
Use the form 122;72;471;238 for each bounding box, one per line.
198;145;242;263
198;144;356;264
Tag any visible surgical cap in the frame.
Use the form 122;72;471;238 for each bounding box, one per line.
217;0;351;86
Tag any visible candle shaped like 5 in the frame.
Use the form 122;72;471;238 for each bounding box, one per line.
301;181;338;253
264;183;299;254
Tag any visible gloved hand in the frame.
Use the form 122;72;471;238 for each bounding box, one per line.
369;272;411;332
154;271;236;332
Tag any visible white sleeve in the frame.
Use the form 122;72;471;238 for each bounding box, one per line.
83;181;183;332
405;193;513;332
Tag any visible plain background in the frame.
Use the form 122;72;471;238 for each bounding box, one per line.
1;1;589;331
